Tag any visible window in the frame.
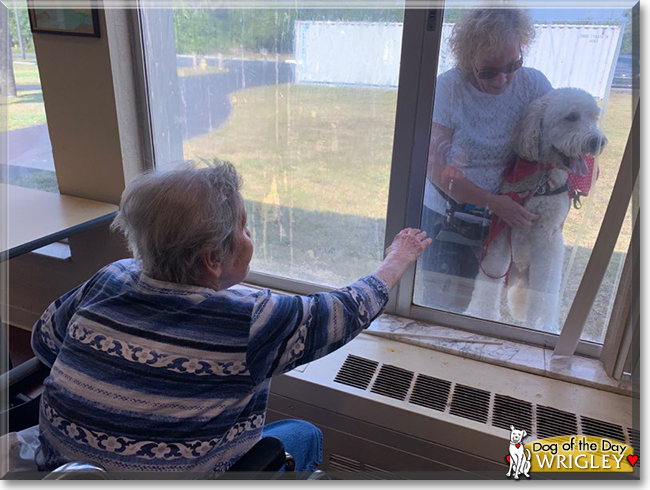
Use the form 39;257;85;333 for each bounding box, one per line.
408;7;636;353
1;2;58;193
141;5;404;288
140;5;638;357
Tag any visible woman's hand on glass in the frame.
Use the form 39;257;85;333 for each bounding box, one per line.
374;228;432;290
487;194;538;228
385;228;432;263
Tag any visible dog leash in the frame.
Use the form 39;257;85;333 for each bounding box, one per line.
478;171;551;286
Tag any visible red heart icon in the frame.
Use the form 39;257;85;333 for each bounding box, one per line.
506;455;510;463
516;444;521;448
627;455;638;467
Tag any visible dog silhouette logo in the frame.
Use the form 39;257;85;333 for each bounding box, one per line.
506;425;532;479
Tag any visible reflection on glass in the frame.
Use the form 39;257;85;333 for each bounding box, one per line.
142;5;404;287
414;7;633;342
1;2;58;193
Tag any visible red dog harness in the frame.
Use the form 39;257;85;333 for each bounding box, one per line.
479;155;597;285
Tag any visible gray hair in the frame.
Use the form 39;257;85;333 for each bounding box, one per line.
449;8;535;77
111;160;243;285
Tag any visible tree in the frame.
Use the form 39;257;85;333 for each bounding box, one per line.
173;9;222;56
0;4;18;98
619;9;634;55
8;6;33;56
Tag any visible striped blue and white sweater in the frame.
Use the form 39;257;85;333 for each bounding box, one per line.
31;259;389;473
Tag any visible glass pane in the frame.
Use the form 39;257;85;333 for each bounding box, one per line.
141;4;404;287
0;3;58;193
414;6;635;341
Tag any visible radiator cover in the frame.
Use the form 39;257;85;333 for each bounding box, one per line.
266;334;638;478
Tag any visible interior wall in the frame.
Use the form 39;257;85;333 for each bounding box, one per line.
5;7;142;331
32;9;125;204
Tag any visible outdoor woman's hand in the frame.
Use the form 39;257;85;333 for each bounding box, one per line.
439;166;465;187
488;194;538;228
385;228;432;264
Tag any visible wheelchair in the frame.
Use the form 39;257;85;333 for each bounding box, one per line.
1;357;327;480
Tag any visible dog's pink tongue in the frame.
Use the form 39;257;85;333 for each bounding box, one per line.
569;155;588;176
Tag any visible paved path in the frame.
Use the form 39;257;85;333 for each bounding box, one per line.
3;60;295;182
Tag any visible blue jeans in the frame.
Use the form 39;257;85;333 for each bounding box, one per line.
262;419;323;473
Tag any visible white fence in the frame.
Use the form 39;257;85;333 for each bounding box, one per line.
295;21;622;99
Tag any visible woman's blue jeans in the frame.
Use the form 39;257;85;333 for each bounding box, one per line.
262;419;323;473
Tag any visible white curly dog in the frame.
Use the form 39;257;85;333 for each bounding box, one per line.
466;88;607;332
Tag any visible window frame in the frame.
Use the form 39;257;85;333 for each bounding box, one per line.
134;6;637;360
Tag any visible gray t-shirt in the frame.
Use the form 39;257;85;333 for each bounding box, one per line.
424;66;553;214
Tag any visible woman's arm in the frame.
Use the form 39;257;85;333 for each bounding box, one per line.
427;123;538;228
246;229;431;381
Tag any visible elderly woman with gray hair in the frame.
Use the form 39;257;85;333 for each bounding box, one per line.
420;8;552;312
30;160;431;474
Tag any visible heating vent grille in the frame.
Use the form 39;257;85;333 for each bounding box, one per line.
328;454;405;478
329;454;362;472
581;416;626;443
370;364;414;401
409;374;451;412
363;464;405;479
536;405;578;439
449;384;491;424
333;355;378;390
334;354;638;446
492;394;533;433
628;428;640;466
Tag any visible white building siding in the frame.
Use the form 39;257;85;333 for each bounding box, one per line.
295;21;622;100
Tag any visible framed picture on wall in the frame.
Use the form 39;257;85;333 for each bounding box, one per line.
27;5;100;38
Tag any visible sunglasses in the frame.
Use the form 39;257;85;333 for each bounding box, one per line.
474;57;524;80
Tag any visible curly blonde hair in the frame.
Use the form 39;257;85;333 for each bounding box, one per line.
449;8;535;77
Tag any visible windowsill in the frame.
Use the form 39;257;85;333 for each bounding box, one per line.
237;280;633;396
365;313;633;397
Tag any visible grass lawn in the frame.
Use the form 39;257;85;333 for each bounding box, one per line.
2;90;47;131
13;62;41;86
185;84;396;220
184;83;635;342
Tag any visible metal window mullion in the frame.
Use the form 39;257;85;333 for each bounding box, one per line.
383;6;444;317
554;101;639;357
612;308;638;380
600;212;638;377
127;6;156;174
612;213;639;380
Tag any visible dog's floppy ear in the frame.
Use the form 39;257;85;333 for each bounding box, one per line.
522;430;527;438
510;95;548;162
510;425;515;431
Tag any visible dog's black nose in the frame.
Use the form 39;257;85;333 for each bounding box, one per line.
589;136;607;152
